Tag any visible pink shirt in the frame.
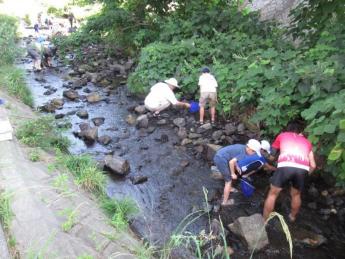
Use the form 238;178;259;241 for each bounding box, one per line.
272;132;312;171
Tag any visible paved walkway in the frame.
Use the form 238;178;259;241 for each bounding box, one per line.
0;93;141;258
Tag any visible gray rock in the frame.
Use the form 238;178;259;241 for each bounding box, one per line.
173;117;186;128
307;202;317;210
294;228;327;248
79;127;98;143
228;214;269;251
130;175;148;185
51;98;64;108
98;135;112;145
134;105;147;114
181;138;192;146
147;126;156;134
55;113;65;119
197;123;213;134
92;117;105;126
308;184;319;198
104;155;130;175
72;78;88;89
206;144;222;161
63;89;79;100
136;114;149;129
79;123;90;131
224;123;237;135
86;92;102;103
157;119;167;125
188;133;202;139
237;123;245;134
177;127;188;139
212;130;223;141
76;110;89;119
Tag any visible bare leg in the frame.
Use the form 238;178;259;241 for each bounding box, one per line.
290;187;301;221
222;181;232;204
263;185;282;221
210;106;216;122
199;106;205;123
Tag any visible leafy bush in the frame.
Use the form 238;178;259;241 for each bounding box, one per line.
23;14;31;26
16;116;70;151
0;14;19;66
47;6;65;17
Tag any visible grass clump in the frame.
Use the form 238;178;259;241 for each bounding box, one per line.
16;116;70;151
56;152;105;194
28;148;41;162
100;196;138;230
0;191;14;231
59;208;78;232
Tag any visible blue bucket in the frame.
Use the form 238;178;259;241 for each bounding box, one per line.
189;101;200;113
240;178;255;197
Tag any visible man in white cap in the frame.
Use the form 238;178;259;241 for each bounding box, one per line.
144;78;190;116
213;139;262;206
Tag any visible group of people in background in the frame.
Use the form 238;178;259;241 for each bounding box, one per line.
144;67;316;222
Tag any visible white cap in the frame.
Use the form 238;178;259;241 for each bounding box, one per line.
164;78;180;88
261;140;271;154
247;139;262;156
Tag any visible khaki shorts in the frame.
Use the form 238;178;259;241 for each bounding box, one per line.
199;92;217;107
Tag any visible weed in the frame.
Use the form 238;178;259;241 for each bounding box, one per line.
100;196;139;230
59;208;78;232
29;148;40;162
0;191;14;231
56;152;105;194
135;242;155;259
16;116;70;151
52;173;69;193
8;235;16;247
23;14;31;25
26;230;57;259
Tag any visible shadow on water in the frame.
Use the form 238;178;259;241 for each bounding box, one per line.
19;58;345;258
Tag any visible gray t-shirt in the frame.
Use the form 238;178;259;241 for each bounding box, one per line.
215;144;247;161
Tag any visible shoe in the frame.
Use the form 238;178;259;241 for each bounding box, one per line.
211;121;216;127
197;121;204;125
221;199;235;206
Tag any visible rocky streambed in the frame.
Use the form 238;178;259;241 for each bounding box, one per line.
18;43;345;258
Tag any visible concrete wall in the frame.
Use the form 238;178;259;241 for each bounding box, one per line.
244;0;304;25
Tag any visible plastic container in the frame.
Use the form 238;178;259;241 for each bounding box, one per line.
240;178;255;197
189;101;200;113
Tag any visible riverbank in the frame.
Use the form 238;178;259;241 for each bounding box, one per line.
0;90;143;258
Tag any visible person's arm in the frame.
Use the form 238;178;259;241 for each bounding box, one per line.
308;150;316;175
263;163;276;171
175;101;190;108
229;158;238;180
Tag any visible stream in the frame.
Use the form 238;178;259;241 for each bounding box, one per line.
18;38;345;258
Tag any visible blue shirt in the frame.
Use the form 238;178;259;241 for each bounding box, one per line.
215;144;247;161
237;154;267;175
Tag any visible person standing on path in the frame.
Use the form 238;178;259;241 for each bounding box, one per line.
144;78;190;116
68;12;75;28
198;67;218;125
263;121;316;222
213;139;262;206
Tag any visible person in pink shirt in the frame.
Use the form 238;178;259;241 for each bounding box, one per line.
263;121;316;222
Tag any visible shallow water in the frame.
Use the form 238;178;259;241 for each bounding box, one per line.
19;58;345;258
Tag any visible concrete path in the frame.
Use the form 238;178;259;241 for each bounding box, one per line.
0;93;141;258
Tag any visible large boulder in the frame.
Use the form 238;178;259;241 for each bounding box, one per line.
224;123;237;135
92;117;105;126
134;105;147;114
173;118;186;128
72;78;88;89
76;110;89;119
79;127;98;143
104;155;130;175
228;214;269;251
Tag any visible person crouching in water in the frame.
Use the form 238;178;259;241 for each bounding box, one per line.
42;40;57;68
27;40;43;71
213;139;263;206
144;78;190;116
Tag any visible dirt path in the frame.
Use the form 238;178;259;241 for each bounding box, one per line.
0;91;141;258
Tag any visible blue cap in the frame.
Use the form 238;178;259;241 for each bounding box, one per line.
201;67;210;73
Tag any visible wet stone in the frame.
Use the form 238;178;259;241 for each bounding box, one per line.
66;110;76;116
180;160;189;168
63;89;79;100
79;123;90;131
104;155;130;175
237;123;245;134
76;110;89;119
224;123;237;135
319;208;331;215
188;133;202;139
146;126;156;134
307;202;317;210
173;117;186;128
126;114;136;125
181;138;192;146
136;114;149;129
91;117;105;126
55;113;65;119
157;119;167;125
212;130;223;141
308;185;319;198
130;175;148;185
139;144;149;150
86;92;102;103
177;127;187;139
134;105;146;114
83;87;91;93
98;135;112;145
197;123;212;134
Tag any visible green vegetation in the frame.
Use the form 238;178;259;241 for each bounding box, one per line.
0;14;33;106
23;14;31;26
100;196;138;230
0;191;13;231
59;208;78;232
16;116;70;151
28;148;41;162
47;6;66;18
